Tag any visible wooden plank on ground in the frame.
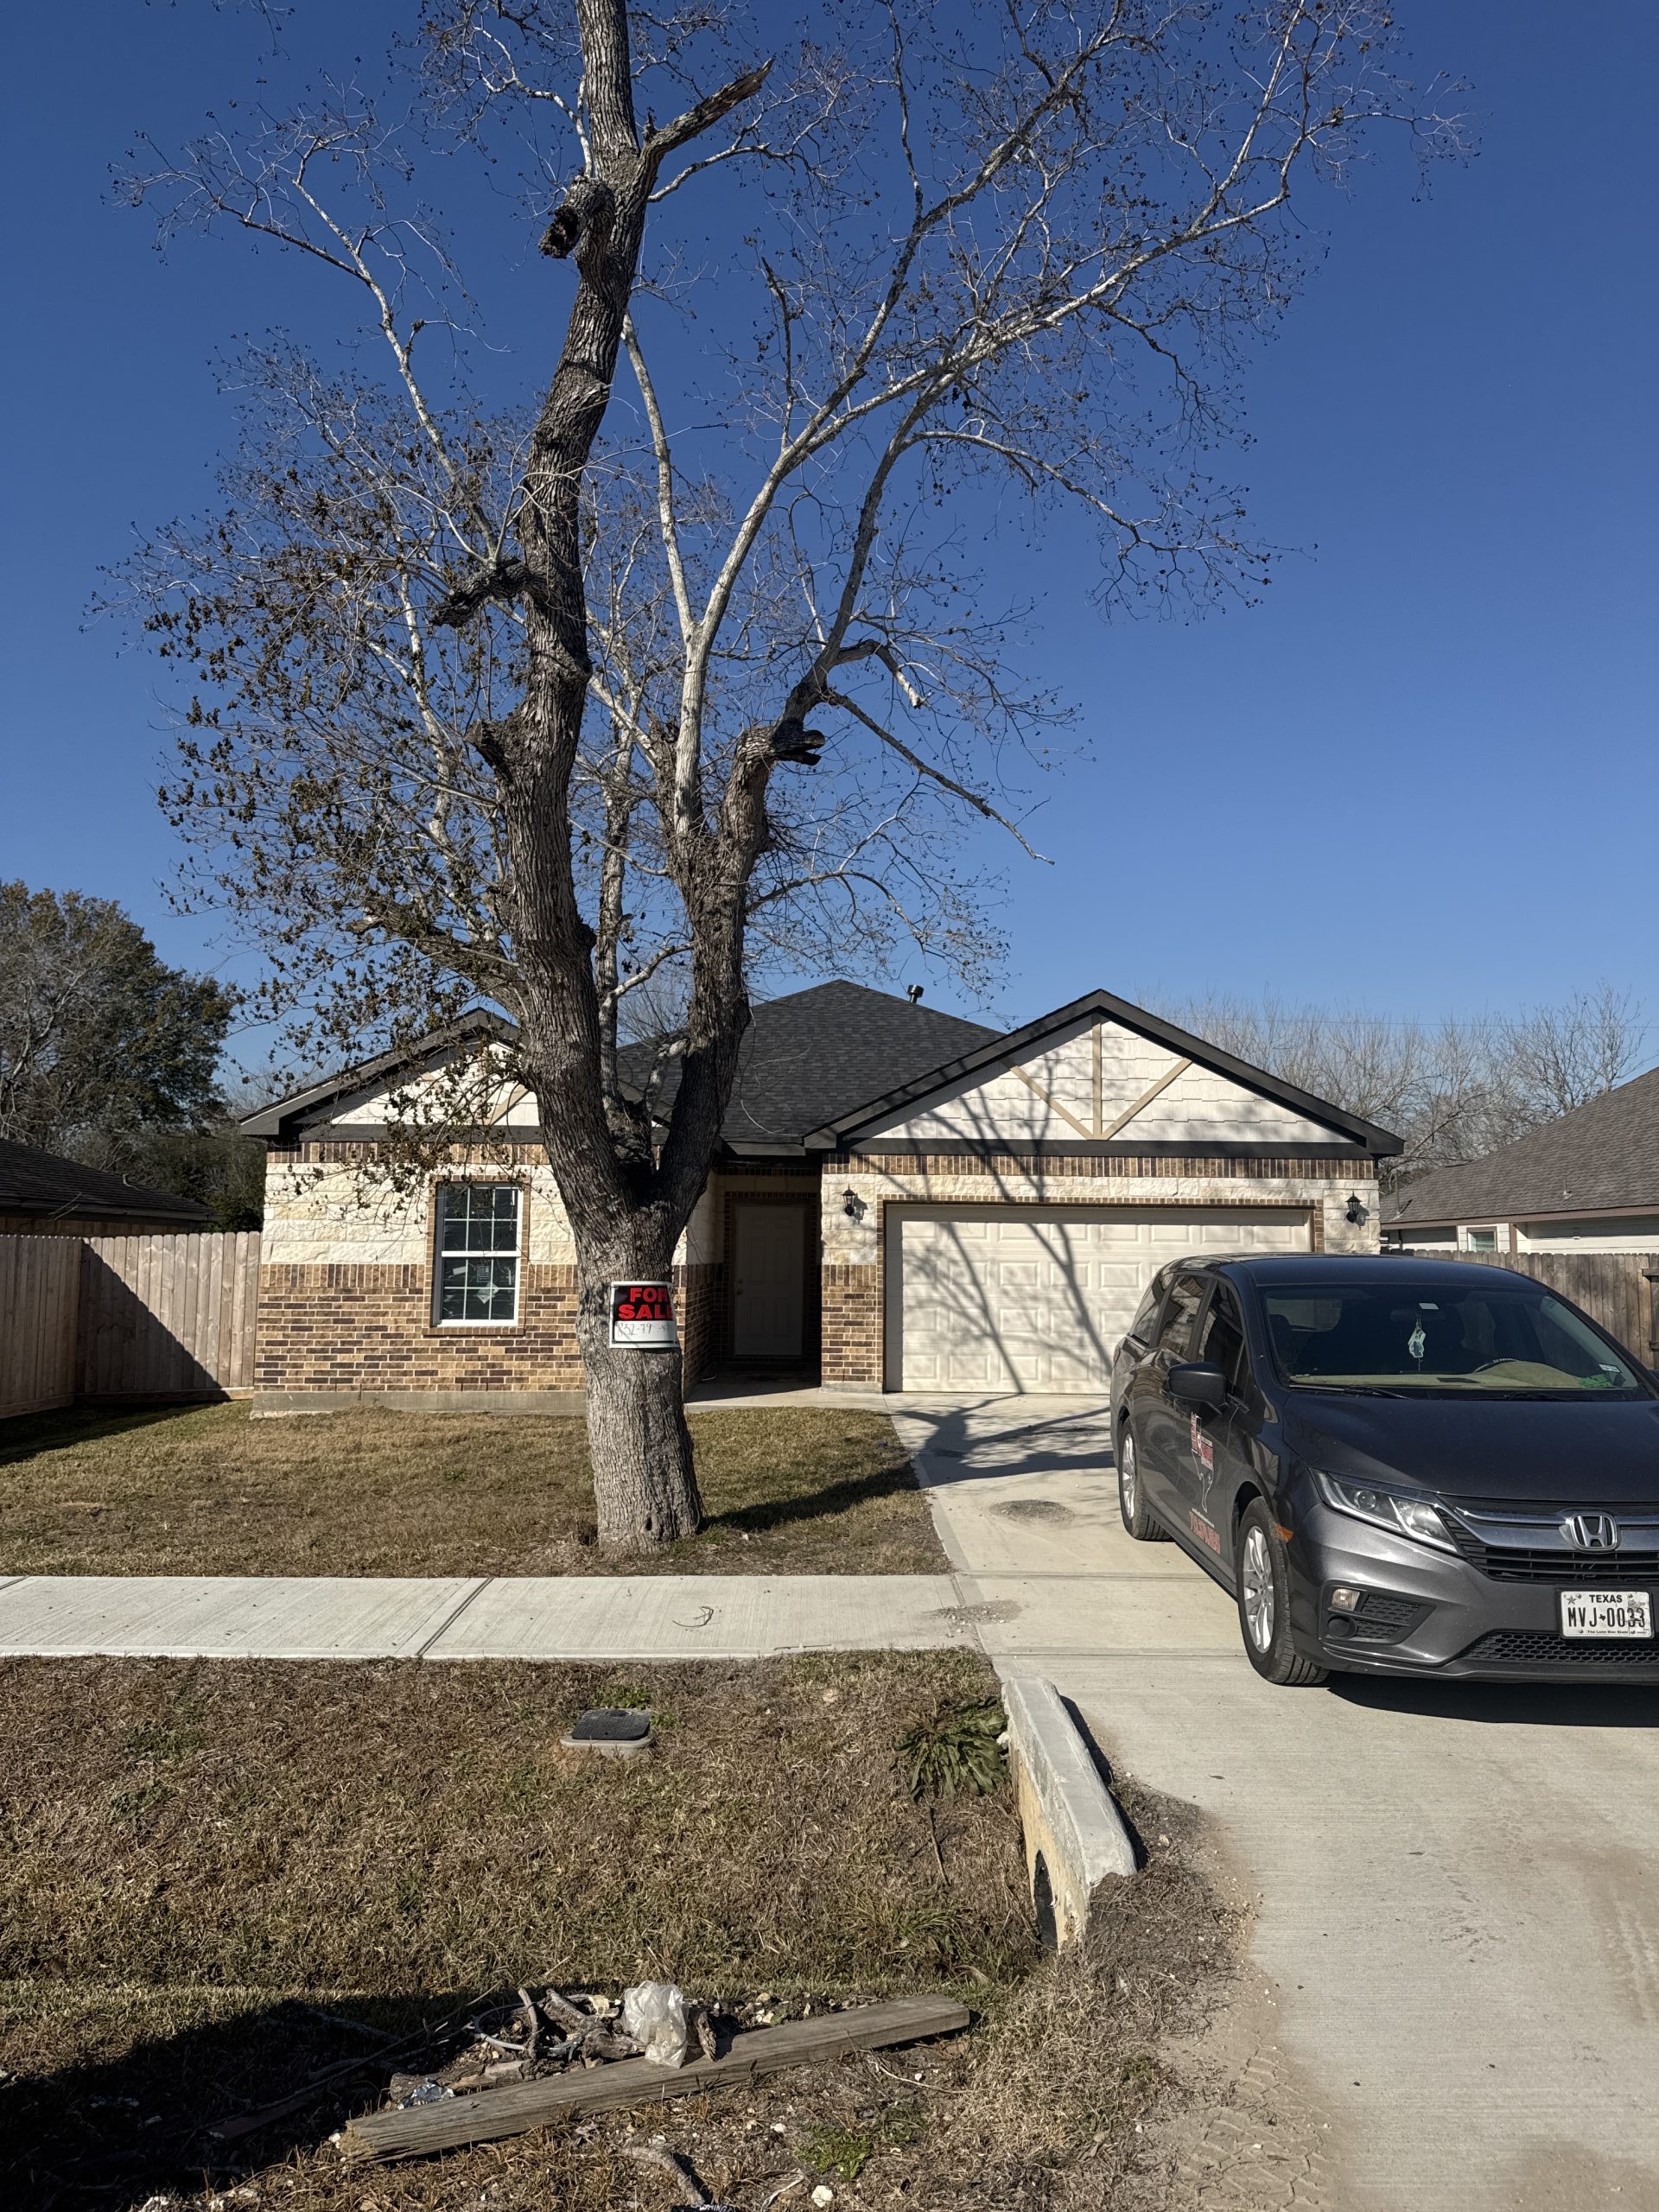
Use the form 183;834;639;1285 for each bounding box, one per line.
341;1994;970;2165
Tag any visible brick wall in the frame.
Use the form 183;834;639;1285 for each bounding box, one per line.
255;1256;718;1399
830;1150;1377;1182
255;1262;585;1394
821;1262;882;1386
677;1261;718;1384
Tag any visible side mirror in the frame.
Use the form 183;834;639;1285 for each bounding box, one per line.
1168;1359;1227;1408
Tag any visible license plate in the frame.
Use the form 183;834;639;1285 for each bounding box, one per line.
1560;1591;1653;1639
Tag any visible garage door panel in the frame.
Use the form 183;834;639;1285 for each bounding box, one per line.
893;1205;1310;1393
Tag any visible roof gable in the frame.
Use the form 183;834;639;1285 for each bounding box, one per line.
239;1011;515;1140
810;989;1402;1155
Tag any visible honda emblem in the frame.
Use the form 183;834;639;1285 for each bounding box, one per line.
1562;1512;1620;1552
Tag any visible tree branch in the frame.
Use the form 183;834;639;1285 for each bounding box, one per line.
821;690;1048;861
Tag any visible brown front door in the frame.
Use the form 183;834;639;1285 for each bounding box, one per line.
732;1203;806;1357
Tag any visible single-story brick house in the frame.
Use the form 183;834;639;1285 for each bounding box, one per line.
1383;1064;1659;1255
241;982;1399;1411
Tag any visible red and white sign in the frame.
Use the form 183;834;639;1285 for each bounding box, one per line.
609;1281;678;1349
1189;1413;1214;1472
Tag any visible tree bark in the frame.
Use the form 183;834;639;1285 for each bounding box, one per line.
575;1231;702;1553
448;0;768;1552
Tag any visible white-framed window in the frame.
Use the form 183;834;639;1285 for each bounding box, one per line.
433;1182;522;1324
1465;1226;1497;1252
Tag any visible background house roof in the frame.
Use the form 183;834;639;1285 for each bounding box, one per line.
1384;1065;1659;1225
0;1136;213;1224
620;982;1001;1151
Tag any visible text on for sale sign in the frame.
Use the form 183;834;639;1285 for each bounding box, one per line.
608;1281;678;1349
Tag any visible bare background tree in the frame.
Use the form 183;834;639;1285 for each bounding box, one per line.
1155;983;1651;1187
117;0;1463;1548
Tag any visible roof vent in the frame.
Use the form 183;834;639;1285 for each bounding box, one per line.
906;984;924;1004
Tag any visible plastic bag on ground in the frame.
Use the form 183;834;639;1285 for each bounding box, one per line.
620;1980;690;2069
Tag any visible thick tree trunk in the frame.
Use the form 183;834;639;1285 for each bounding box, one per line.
575;1230;702;1553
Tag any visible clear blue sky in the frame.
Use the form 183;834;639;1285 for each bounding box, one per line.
2;1;1654;1058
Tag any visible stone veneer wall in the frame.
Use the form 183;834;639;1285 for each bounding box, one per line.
819;1150;1382;1388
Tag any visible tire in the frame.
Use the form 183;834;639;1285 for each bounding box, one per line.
1117;1422;1170;1541
1235;1497;1326;1686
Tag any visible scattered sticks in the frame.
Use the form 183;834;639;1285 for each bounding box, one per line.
342;1996;970;2164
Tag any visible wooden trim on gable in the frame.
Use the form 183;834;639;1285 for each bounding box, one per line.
1098;1055;1193;1141
1006;1060;1096;1141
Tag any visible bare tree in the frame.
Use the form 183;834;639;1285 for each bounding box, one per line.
117;1;1461;1548
1160;987;1651;1185
1493;985;1649;1128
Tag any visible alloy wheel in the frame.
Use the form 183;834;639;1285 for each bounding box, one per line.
1242;1524;1274;1652
1119;1432;1138;1520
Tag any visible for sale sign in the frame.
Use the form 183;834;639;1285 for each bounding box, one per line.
608;1281;678;1349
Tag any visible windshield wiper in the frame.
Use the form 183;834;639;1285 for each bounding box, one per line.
1432;1388;1634;1402
1291;1382;1411;1397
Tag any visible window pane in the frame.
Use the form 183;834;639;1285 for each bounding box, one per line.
1158;1277;1205;1359
1261;1281;1643;1394
435;1185;520;1322
1198;1293;1250;1395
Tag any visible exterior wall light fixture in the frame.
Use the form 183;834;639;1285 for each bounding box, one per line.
842;1187;862;1219
1344;1193;1370;1226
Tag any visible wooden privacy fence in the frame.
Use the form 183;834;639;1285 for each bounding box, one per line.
78;1231;262;1401
0;1237;83;1418
0;1230;261;1416
1426;1249;1659;1360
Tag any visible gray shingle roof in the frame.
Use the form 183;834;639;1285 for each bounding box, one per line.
620;982;1001;1150
0;1137;213;1224
1383;1065;1659;1225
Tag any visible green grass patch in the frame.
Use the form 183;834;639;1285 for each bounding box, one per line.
0;1401;944;1576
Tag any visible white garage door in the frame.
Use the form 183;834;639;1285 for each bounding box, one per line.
891;1205;1312;1393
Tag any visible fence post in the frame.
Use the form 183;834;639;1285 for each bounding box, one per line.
1644;1268;1659;1362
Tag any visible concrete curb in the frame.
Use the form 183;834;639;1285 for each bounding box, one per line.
1001;1674;1136;1946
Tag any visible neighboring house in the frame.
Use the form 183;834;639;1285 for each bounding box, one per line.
1383;1065;1659;1256
241;981;1399;1410
0;1136;214;1236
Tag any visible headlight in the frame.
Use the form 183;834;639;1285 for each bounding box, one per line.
1313;1471;1457;1554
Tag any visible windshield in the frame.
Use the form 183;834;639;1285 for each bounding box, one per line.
1261;1281;1649;1397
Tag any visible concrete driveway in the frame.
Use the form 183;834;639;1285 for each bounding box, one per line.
887;1395;1659;2212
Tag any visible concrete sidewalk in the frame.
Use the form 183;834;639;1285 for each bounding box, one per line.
0;1571;969;1662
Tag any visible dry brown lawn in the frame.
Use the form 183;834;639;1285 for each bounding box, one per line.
0;1652;1245;2212
0;1401;944;1577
